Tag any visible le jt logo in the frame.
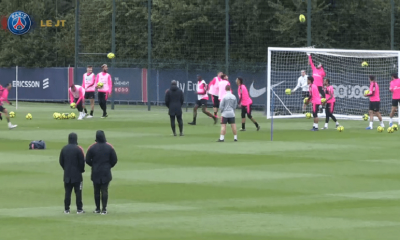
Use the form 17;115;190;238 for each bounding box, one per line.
40;20;66;27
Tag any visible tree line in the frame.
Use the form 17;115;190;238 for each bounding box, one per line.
0;0;397;68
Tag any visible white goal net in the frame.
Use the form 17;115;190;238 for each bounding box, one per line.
267;47;400;121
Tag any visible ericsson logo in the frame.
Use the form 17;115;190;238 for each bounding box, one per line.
332;85;369;99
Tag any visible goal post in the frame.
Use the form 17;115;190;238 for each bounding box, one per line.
267;47;400;122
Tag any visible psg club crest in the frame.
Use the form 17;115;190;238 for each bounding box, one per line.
7;11;32;35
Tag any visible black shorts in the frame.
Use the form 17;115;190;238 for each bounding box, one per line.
241;105;252;118
318;86;325;98
369;101;380;112
302;91;310;99
212;95;220;108
0;105;4;112
326;102;335;114
85;92;95;99
312;104;320;118
196;99;207;107
74;98;83;108
392;99;400;107
221;117;235;124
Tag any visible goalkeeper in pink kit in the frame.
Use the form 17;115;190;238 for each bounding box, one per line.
95;64;113;118
365;75;384;130
0;83;17;129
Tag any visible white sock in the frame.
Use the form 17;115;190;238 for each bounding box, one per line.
234;135;237;140
390;118;393;124
380;121;384;127
313;123;318;128
8;122;11;127
324;123;328;128
220;135;224;140
336;121;339;125
369;122;373;128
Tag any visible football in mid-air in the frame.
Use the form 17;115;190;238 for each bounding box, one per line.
285;89;291;95
107;52;115;59
377;126;384;132
9;111;15;118
97;82;104;88
303;97;309;104
299;14;306;23
361;61;368;67
305;112;312;119
363;114;369;121
321;98;326;103
26;113;32;120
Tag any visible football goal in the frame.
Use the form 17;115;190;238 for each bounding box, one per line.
267;47;400;121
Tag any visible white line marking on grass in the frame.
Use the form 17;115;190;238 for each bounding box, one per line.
0;202;197;218
328;190;400;200
113;167;326;183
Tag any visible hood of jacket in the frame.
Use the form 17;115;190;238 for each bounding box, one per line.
68;133;78;145
95;130;106;143
170;85;179;92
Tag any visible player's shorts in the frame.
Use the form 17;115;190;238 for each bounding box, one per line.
369;101;380;112
326;102;335;114
221;117;235;124
85;91;95;99
312;104;320;118
212;95;220;108
302;91;310;99
196;99;207;107
0;105;4;112
317;86;325;98
241;105;252;118
392;99;400;107
74;98;83;108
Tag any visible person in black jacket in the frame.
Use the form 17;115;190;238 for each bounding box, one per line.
59;133;85;214
86;130;118;215
165;80;184;136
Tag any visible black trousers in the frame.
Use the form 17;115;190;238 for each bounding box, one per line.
64;182;83;211
94;182;109;211
98;92;107;115
170;114;183;134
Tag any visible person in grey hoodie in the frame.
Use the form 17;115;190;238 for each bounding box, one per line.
218;85;238;142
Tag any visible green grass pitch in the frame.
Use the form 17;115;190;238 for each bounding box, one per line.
1;102;400;240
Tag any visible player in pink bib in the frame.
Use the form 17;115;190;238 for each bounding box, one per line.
308;54;326;97
389;73;400;126
69;85;86;120
236;77;260;131
82;65;96;118
188;75;217;125
0;83;17;129
95;64;113;118
322;78;339;129
365;75;384;130
207;72;223;117
218;74;232;101
306;76;321;131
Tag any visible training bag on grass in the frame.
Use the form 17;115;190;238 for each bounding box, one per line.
29;140;46;150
